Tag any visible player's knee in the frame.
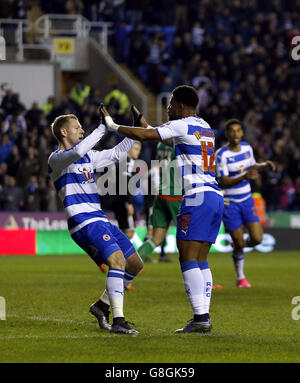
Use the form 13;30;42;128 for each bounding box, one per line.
251;235;262;246
125;231;135;240
107;251;126;270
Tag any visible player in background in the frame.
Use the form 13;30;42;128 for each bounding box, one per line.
216;119;275;287
48;113;144;335
137;141;182;264
111;141;142;240
100;85;224;333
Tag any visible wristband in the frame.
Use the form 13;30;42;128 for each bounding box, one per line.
105;116;120;131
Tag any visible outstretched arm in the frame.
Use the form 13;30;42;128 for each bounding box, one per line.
49;124;106;173
251;161;276;172
218;167;259;189
93;137;135;168
119;125;160;141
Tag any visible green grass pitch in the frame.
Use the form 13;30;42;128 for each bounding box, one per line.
0;251;299;363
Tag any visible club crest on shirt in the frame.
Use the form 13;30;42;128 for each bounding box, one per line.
78;167;94;184
103;234;111;241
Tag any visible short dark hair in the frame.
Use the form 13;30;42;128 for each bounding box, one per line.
172;85;199;108
224;118;243;132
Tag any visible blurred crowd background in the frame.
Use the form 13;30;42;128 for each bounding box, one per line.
0;0;300;213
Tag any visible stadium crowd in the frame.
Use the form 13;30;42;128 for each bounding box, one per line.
0;0;300;213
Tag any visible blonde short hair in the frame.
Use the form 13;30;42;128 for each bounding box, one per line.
50;114;78;142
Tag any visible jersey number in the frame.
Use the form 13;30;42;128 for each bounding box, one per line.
178;215;190;230
201;142;215;173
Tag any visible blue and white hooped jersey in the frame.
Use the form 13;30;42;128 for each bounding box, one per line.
156;116;222;197
48;126;134;235
215;142;256;203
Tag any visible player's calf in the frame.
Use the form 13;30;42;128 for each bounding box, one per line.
124;252;144;290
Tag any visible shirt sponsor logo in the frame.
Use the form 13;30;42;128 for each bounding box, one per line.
78;167;94;184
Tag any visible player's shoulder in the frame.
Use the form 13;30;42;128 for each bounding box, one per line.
184;115;212;128
240;141;252;149
215;145;229;157
162;119;182;128
48;149;59;162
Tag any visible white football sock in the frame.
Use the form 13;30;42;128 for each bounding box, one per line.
106;268;125;318
232;253;245;280
124;270;137;289
181;261;206;315
198;261;212;314
100;269;137;304
99;289;110;306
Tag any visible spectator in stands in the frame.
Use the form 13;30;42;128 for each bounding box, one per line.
16;156;37;188
23;175;41;211
4;109;27;134
281;177;296;210
25;102;42;127
0;133;14;164
38;175;49;211
294;177;300;211
1;175;23;211
42;96;55;116
70;82;91;107
65;0;83;15
45;179;63;212
0;162;8;193
1;89;20;116
6;145;20;177
174;0;188;29
104;83;130;116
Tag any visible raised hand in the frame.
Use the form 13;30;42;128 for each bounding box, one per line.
266;160;276;171
98;103;119;131
131;105;148;128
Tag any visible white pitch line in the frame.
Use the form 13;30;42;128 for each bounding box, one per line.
0;334;111;340
31;273;181;283
5;314;169;334
7;314;95;326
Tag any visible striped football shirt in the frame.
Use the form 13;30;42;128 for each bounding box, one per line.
215;142;256;203
48;125;134;234
156;116;222;197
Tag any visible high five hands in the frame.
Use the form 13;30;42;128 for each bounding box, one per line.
99;103;149;131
